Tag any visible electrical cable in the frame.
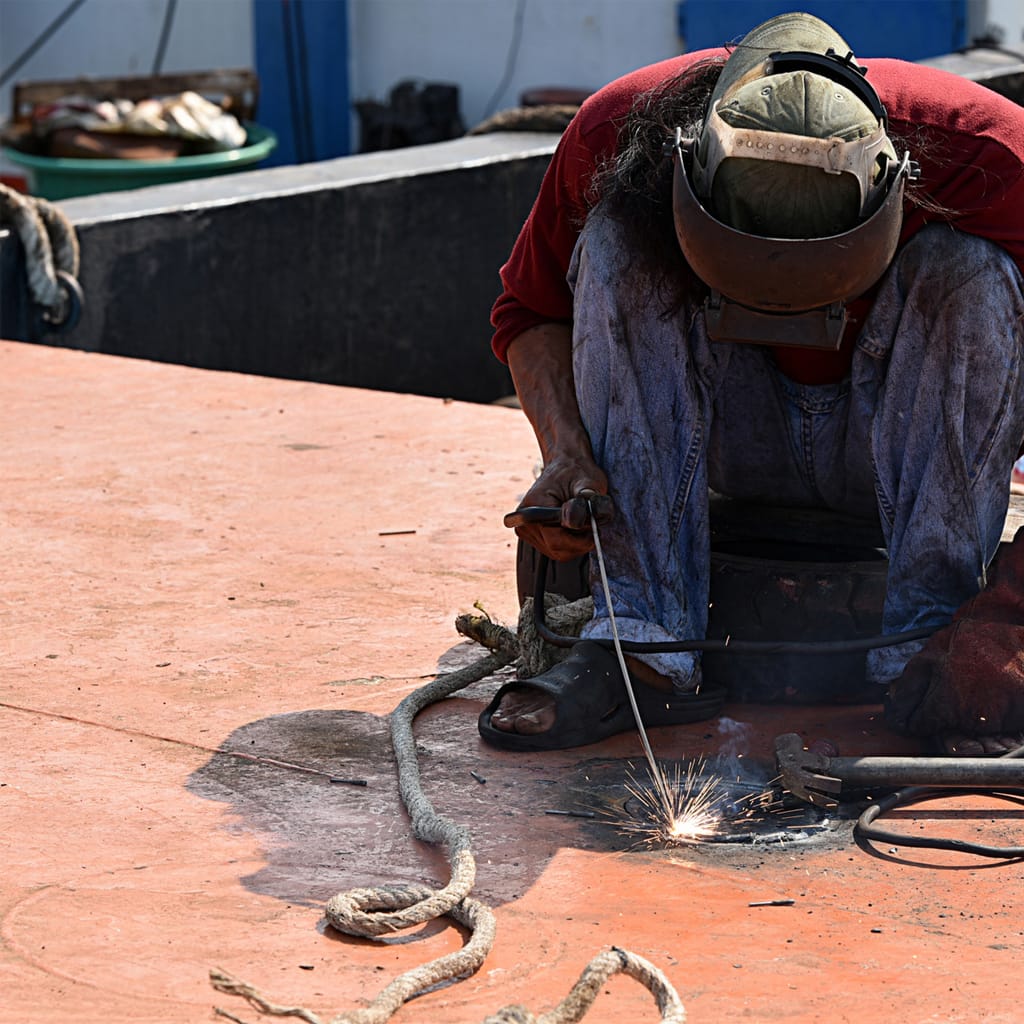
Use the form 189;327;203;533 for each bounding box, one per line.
519;506;1024;859
481;0;527;119
0;0;89;90
854;785;1024;858
531;552;937;653
152;0;178;75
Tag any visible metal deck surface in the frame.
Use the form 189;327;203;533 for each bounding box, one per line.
2;340;1023;1024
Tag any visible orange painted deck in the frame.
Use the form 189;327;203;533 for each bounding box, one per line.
2;339;1023;1024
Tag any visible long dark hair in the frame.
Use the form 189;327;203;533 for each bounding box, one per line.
591;57;725;311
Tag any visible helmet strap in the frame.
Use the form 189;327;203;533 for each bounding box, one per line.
705;293;847;349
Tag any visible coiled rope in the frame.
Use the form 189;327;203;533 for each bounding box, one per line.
0;182;82;329
211;625;686;1023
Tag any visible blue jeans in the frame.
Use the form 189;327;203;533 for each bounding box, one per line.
568;214;1024;691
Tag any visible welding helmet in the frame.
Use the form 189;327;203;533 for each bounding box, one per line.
671;12;915;349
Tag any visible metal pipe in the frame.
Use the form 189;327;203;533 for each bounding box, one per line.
824;755;1024;788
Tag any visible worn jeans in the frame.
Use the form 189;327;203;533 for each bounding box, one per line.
568;213;1024;692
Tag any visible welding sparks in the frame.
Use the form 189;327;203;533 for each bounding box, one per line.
614;759;803;848
620;759;730;845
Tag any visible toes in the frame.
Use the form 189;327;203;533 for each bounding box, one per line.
489;690;556;735
942;734;984;756
510;707;556;735
940;733;1024;757
989;734;1024;755
979;735;1024;755
1000;733;1024;755
979;736;1008;755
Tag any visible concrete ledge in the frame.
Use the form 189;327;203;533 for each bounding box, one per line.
0;132;558;402
917;46;1024;103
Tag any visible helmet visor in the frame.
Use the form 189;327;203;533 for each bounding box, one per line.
671;136;910;314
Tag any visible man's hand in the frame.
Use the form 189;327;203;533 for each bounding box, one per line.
512;455;612;561
885;526;1024;753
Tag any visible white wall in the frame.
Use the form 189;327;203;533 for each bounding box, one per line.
0;0;254;108
348;0;682;132
2;0;1022;181
1;0;681;147
987;0;1024;43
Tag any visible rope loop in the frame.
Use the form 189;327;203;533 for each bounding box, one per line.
483;948;686;1024
0;182;83;332
324;879;470;937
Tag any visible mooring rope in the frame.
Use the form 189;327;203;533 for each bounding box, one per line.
211;631;686;1023
0;182;81;326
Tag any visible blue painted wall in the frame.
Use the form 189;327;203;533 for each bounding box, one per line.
253;0;350;166
679;1;969;61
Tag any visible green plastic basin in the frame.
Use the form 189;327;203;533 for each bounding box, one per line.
2;123;277;200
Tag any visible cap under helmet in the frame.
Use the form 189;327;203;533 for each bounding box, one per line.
670;12;915;348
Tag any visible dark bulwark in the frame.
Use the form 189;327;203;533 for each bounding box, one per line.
0;132;554;403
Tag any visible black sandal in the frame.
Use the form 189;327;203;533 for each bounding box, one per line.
478;640;725;751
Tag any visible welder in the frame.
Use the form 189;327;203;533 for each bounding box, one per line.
478;12;1024;757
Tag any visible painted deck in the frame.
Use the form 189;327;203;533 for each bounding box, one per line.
3;339;1023;1024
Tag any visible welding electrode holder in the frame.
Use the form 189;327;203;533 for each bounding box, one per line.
503;496;613;532
503;504;936;655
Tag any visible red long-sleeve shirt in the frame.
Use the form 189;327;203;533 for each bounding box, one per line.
491;52;1024;384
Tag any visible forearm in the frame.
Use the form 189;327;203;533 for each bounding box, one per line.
507;323;593;466
507;324;610;559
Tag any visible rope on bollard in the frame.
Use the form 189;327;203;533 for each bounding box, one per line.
0;182;83;330
211;639;687;1024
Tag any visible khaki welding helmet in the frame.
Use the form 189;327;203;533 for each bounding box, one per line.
671;12;915;349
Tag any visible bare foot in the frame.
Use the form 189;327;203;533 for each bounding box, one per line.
488;655;672;735
939;733;1024;756
488;689;557;735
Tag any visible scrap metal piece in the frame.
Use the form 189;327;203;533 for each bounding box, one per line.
774;733;843;807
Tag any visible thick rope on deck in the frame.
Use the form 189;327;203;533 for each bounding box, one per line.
211;625;686;1023
483;948;686;1024
325;652;515;938
0;182;80;323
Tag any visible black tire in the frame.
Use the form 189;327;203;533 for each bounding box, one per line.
704;540;887;704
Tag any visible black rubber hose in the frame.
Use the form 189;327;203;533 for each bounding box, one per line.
855;786;1024;858
532;552;937;653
